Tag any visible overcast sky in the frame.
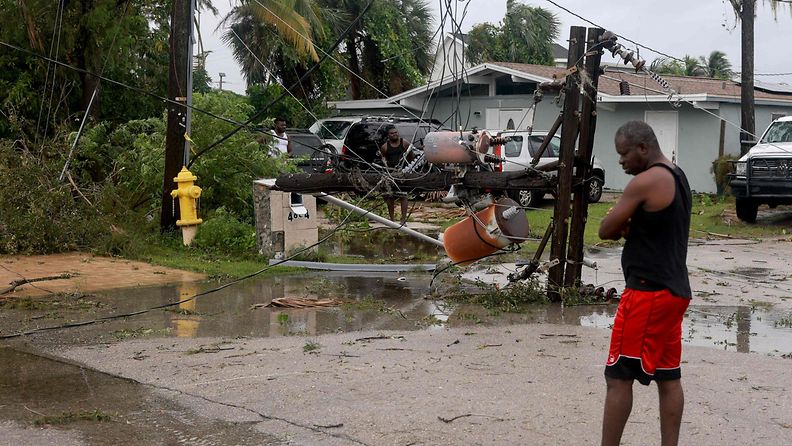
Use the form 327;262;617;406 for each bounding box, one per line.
198;0;792;95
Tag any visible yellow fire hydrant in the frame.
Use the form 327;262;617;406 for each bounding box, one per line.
170;166;203;245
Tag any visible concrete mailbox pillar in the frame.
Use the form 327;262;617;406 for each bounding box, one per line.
253;179;319;258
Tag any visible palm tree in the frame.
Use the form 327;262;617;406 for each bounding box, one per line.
699;51;733;79
466;1;560;66
648;56;705;77
221;0;324;75
319;0;434;99
500;0;560;65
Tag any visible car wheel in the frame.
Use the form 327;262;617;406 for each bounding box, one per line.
510;189;540;208
735;198;759;223
587;176;604;203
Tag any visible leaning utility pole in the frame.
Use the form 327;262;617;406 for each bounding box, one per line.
547;26;586;301
161;0;195;230
565;27;604;288
739;0;756;155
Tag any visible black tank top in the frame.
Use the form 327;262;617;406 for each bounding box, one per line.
384;138;406;168
621;163;692;298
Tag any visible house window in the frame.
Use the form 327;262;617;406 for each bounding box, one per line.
495;77;536;95
436;83;489;97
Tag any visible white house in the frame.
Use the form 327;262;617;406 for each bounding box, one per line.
330;61;792;193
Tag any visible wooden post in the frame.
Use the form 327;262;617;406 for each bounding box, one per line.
548;26;586;301
161;0;193;230
565;27;604;288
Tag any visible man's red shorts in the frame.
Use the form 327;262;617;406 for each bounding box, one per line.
605;288;690;386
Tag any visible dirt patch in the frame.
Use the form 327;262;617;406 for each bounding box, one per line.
0;253;204;298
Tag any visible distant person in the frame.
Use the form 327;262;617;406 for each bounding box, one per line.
270;117;292;157
598;120;692;446
379;124;413;225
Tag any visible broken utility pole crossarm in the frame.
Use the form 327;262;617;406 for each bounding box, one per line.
273;170;555;194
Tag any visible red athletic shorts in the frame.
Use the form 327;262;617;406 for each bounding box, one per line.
605;288;690;385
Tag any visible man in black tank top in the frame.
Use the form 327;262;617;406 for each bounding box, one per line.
598;121;692;446
380;125;413;225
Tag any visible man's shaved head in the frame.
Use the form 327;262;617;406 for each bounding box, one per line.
615;120;660;151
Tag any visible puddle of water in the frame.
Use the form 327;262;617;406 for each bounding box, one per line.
0;347;280;445
320;229;443;260
4;272;792;357
728;266;774;278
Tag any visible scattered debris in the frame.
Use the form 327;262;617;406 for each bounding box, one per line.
252;297;344;309
438;413;506;423
314;423;344;429
354;335;405;342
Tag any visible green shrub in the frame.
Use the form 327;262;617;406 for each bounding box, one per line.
0;140;112;254
712;154;737;196
193;208;257;256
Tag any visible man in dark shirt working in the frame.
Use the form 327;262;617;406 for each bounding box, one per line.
380;125;413;225
598;121;692;446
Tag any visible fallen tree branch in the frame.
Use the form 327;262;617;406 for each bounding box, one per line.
1;273;73;296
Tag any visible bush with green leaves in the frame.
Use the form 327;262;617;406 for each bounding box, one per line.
0;139;112;254
193;208;257;256
1;90;292;254
73;90;289;223
711;154;737;196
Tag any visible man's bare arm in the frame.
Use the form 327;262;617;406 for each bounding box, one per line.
598;175;650;240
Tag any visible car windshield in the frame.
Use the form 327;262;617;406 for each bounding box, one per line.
314;121;353;140
289;133;323;157
761;121;792;144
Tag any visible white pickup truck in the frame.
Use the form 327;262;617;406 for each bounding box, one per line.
729;116;792;222
492;130;606;207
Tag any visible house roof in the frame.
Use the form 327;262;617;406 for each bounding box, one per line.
385;62;792;107
490;62;792;102
552;43;568;59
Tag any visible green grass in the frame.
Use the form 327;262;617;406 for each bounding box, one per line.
116;195;787;278
520;195;790;248
127;238;301;280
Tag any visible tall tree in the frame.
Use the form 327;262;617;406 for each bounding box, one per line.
221;0;344;106
318;0;434;99
466;1;559;66
0;0;220;140
699;51;734;79
649;55;706;77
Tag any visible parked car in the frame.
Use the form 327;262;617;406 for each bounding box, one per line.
729;116;792;222
309;116;362;152
286;128;337;174
492;130;606;207
339;117;446;170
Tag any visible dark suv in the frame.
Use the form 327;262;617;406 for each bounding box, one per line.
339;117;445;170
287;128;337;173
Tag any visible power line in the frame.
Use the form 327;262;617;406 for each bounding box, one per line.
0;40;245;128
188;0;376;166
544;0;687;65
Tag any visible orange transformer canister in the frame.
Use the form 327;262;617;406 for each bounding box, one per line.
442;197;530;266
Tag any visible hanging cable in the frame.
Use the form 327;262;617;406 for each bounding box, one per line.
187;0;376;167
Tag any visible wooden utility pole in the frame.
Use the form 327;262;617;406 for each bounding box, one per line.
547;26;586;301
161;0;195;230
565;27;604;288
739;0;756;155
